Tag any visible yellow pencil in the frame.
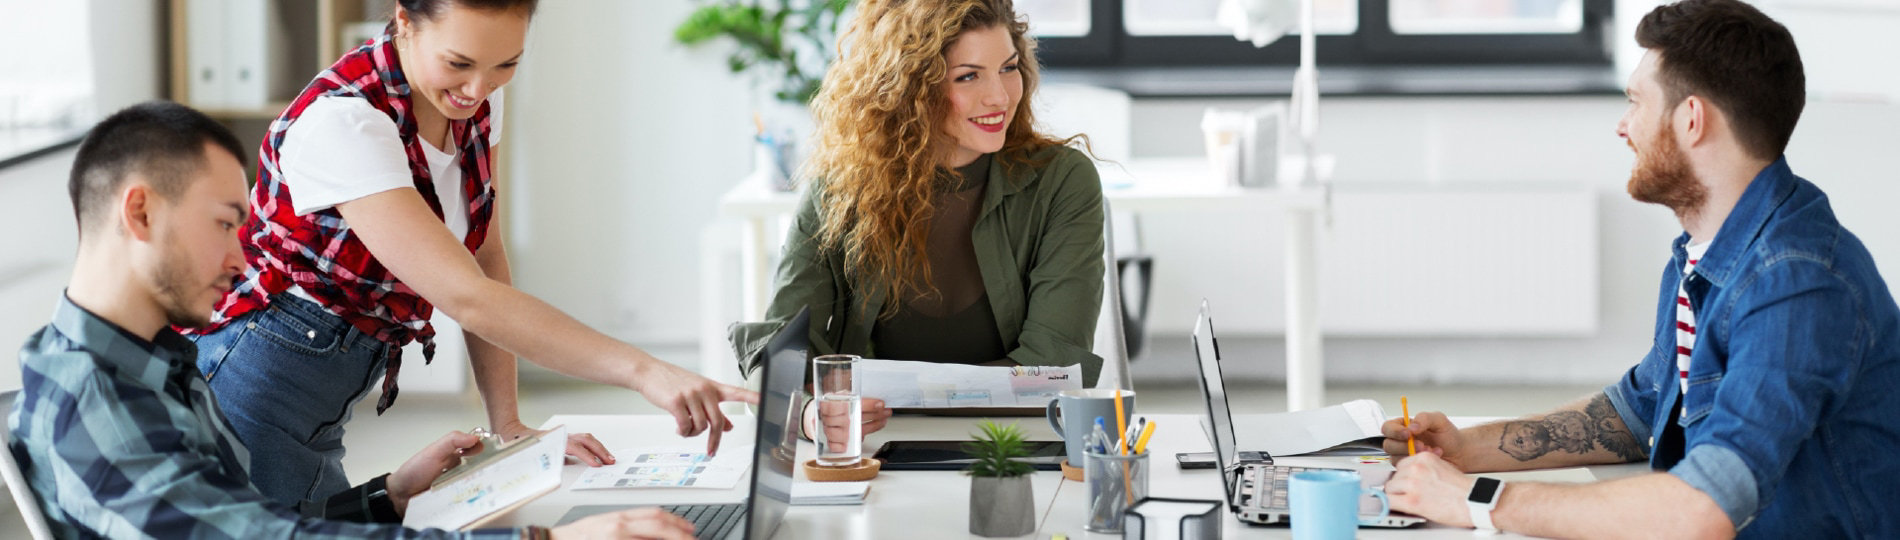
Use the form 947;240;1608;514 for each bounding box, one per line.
1402;396;1416;456
1113;389;1128;455
1114;389;1134;505
1133;420;1158;454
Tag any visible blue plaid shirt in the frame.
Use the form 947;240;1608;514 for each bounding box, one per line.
7;295;519;539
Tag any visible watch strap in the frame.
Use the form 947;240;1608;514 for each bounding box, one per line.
1469;499;1496;531
1466;477;1504;532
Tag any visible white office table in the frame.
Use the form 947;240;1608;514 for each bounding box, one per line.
495;414;1070;538
717;158;1333;412
1043;414;1648;539
497;413;1643;539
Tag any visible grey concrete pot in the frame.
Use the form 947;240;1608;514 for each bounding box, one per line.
969;475;1036;537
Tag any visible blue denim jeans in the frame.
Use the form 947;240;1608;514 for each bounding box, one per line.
191;294;390;506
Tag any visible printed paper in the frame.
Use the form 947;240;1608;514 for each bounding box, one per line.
859;359;1083;408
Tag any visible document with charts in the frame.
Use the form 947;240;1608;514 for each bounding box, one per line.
402;426;566;530
570;445;754;490
859;359;1083;408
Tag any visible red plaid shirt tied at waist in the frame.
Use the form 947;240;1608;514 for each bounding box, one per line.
189;30;498;414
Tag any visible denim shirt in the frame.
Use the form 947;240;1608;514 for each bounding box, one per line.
1604;157;1900;538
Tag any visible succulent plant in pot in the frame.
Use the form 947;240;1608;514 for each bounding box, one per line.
965;419;1037;537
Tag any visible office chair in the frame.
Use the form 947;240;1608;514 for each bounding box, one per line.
1;389;55;539
1115;240;1155;361
1094;199;1137;392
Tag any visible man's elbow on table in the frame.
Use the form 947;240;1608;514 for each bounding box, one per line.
1669;494;1736;540
1623;475;1735;540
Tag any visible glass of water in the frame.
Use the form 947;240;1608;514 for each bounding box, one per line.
812;354;862;467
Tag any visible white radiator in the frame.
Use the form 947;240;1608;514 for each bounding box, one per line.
1139;185;1598;337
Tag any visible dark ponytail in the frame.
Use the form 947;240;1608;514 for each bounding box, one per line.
396;0;538;23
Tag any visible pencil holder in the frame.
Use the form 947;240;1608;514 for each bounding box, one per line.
1085;449;1150;533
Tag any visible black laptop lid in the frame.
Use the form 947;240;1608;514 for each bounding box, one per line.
743;307;810;539
1192;300;1248;506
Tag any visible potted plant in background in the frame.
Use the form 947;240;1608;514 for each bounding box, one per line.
673;0;852;104
965;420;1037;537
674;0;852;189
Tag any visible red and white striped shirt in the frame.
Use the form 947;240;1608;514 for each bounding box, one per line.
1676;241;1711;417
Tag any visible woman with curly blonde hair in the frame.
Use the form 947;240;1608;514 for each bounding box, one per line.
731;0;1105;441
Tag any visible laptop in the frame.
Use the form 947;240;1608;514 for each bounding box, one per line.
558;308;812;539
1192;300;1424;528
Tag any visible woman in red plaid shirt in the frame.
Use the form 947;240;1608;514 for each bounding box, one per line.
186;0;757;507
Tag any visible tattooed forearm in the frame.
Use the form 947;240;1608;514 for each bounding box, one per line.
1499;420;1556;461
1498;393;1648;462
1585;393;1647;461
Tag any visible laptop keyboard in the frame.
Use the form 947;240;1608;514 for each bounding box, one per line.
1252;465;1319;510
663;503;747;540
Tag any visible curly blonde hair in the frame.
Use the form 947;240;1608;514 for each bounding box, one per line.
805;0;1082;312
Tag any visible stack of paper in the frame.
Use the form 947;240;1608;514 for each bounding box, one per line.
859;359;1082;408
1215;399;1391;457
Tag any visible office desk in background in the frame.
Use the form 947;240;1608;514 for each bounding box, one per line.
499;413;1643;539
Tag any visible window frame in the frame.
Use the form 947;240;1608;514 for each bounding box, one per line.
1034;0;1615;69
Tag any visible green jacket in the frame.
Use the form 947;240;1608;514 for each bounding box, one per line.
729;145;1106;386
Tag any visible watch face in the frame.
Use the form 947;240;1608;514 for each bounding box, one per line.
1468;477;1502;504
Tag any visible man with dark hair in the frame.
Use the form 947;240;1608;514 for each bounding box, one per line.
65;98;249;235
1375;1;1900;538
6;101;693;538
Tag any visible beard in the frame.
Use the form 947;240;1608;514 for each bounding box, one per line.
1625;127;1707;218
150;240;221;329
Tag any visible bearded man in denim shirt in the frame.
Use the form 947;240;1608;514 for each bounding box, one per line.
1373;1;1900;538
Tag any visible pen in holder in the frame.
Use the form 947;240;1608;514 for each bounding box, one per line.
433;427;543;489
1084;448;1149;533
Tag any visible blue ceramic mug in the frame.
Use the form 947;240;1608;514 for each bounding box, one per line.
1045;389;1136;467
1290;469;1389;540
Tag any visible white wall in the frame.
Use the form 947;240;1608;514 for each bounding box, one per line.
0;148;79;391
87;0;163;114
504;1;754;364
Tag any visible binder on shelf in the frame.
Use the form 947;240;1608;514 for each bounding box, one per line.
183;0;295;111
185;0;226;108
223;0;292;109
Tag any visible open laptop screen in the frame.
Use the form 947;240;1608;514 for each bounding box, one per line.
745;307;810;539
1191;300;1243;504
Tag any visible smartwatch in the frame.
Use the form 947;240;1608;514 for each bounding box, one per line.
1466;476;1505;533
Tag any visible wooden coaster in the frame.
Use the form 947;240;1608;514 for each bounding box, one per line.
802;458;882;482
1060;459;1084;482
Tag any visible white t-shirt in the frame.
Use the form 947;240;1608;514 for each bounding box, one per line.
276;89;505;242
1674;239;1711;416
